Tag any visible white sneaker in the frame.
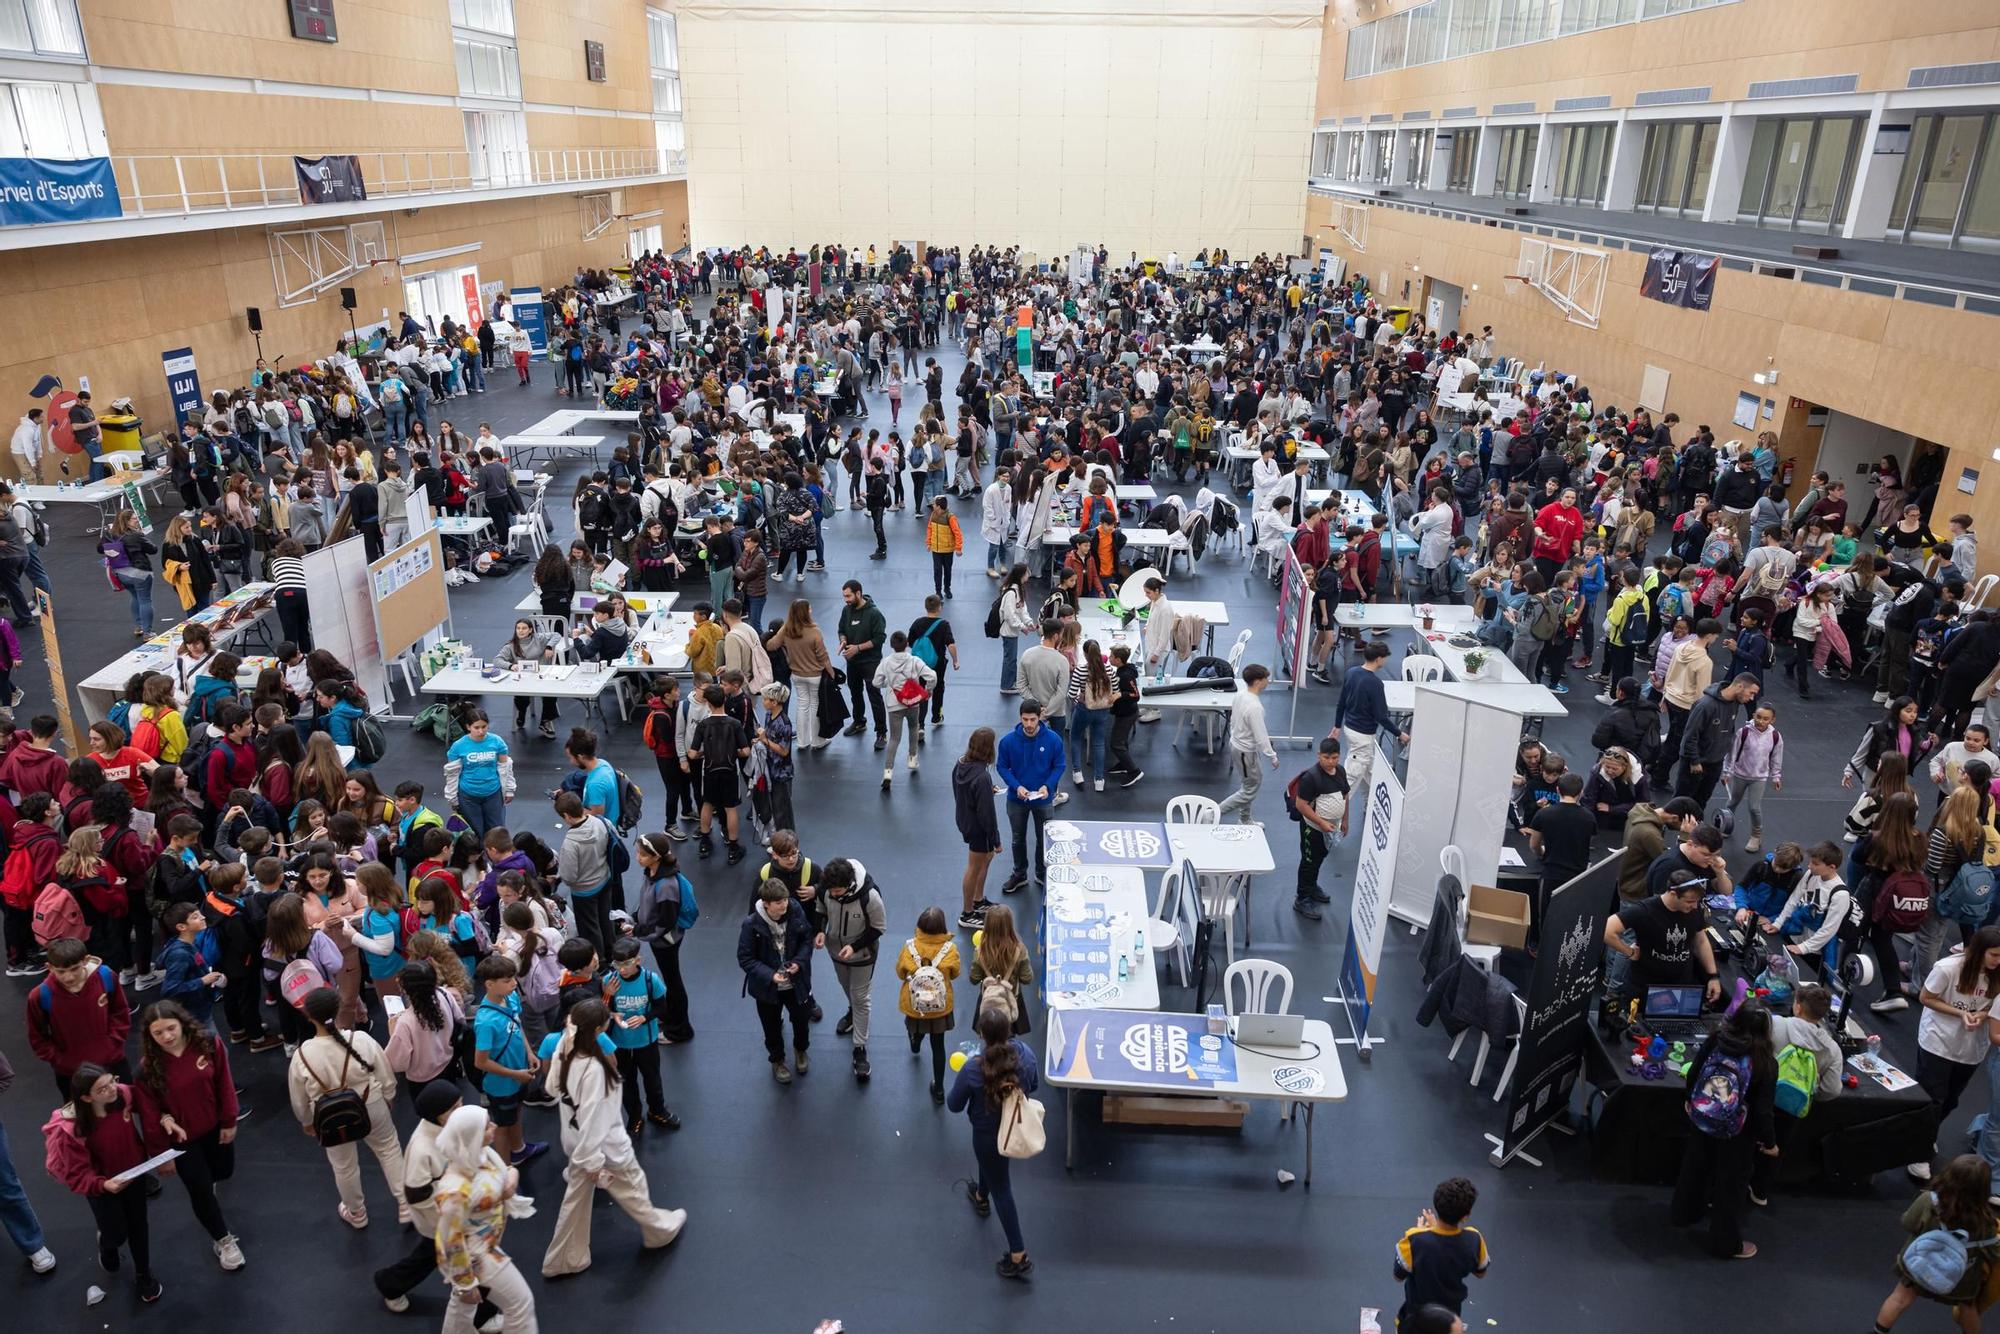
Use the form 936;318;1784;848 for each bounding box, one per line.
1869;994;1909;1013
1072;771;1085;787
1138;708;1161;724
1593;693;1613;706
134;970;163;991
214;1235;245;1270
27;1246;53;1273
907;754;919;770
1094;779;1105;792
383;1295;410;1313
1053;791;1070;806
1908;1160;1934;1182
1872;691;1890;704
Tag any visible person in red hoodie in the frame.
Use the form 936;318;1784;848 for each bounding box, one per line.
43;1061;161;1302
133;1001;244;1271
1531;485;1586;587
202;704;258;812
0;714;68;804
26;938;131;1103
2;791;60;975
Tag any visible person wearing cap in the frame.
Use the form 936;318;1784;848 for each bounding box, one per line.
372;1083;500;1322
1604;871;1723;1007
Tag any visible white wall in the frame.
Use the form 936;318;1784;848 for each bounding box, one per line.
677;0;1323;257
1815;410;1914;493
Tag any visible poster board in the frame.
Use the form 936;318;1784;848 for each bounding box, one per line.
1389;687;1523;928
303;536;390;713
370;530;449;663
1338;763;1401;1056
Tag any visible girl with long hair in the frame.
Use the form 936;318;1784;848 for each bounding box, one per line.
1846;751;1915;842
405;928;473;1004
1669;1000;1777;1260
1906;926;2000;1187
385;958;466;1105
996;563;1033;693
133;1000;244;1270
539;998;688;1277
1065;639;1118;790
945;1005;1041;1280
766;598;830;750
968;903;1034;1036
294;731;349;813
1858;791;1927;1013
43;1063;160;1300
1878;1155;1996;1332
953;727;1002;928
284;986;407;1229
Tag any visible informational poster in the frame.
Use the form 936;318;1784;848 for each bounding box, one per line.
1338;764;1401;1052
120;476;151;532
510;287;549;359
294;154;367;204
1043;820;1169;868
460;271;483;331
1049;1010;1237;1089
0;156;121;225
161;347;202;433
1275;548;1313;684
1494;854;1619;1166
1640;247;1717;312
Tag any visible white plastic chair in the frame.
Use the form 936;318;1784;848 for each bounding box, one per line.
1146;866;1199;986
1442;845;1500;973
1201;871;1248;968
530;614;570;641
1173;630;1253;752
1165;794;1221;826
508;504;548;557
1448;993;1530;1099
1401;654;1445;682
1223;957;1294;1017
1971;573;1999;610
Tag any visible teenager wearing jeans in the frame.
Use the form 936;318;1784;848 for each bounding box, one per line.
947;1006;1040;1281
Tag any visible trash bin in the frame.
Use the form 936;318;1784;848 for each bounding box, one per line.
99;410;143;454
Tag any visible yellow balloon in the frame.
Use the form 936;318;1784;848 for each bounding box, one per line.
949;1051;968;1072
972;930;984;948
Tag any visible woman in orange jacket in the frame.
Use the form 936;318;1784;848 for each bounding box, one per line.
925;496;964;601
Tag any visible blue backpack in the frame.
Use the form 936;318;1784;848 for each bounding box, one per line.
1901;1207;2000;1298
1686;1045;1751;1138
674;872;699;932
1939;860;1996;927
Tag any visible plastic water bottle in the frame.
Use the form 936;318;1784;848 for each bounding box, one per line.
1117;953;1129;980
1133;929;1146;959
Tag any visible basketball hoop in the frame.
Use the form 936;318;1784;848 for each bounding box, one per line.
1501;272;1532;297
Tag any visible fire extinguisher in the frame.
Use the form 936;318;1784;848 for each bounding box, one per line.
1781;457;1795;488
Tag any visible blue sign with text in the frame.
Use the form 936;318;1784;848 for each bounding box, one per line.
510;287;549;359
0;157;121;226
161;348;202;432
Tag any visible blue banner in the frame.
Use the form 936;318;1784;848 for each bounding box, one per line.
0;157;121;226
1050;1010;1237;1089
509;287;549;359
1042;819;1170;868
161;348;202;433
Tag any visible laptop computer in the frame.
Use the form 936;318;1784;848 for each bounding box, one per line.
1235;1012;1305;1048
1643;984;1707;1020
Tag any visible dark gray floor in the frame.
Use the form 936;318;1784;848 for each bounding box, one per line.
0;336;1935;1329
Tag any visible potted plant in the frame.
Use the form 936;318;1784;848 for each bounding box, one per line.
1418;602;1435;631
1463;648;1489;678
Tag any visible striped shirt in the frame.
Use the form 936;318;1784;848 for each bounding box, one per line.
271;555;307;589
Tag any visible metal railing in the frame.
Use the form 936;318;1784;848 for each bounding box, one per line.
108;148;687;219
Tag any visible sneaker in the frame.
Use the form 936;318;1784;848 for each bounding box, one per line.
908;754;920;771
1549;683;1569;695
1872;691;1890;704
1052;791;1070;806
772;1061;792;1084
1094;779;1105;793
521;1089;557;1108
882;768;893;791
1908;1160;1934;1182
966;1180;991;1217
382;1295;410;1313
1138;708;1161;723
1585;673;1609;684
1001;875;1026;896
538;722;557;739
957;909;987;930
27;1247;53;1274
647;1110;681;1131
852;1047;871;1082
1308;887;1333;904
5;960;44;977
214;1235;245;1271
338;1203;369;1229
1072;770;1085;787
118;968;136;988
697;834;714;859
1870;994;1910;1013
510;1141;549;1167
247;1034;283;1053
1592;693;1614;706
873;735;887;750
843;724;866;737
725;843;746;865
930;1081;945;1104
1121;769;1145;787
1744;833;1762;854
1747;1190;1768;1208
812;1001;824;1022
836;1011;855;1037
138;1276;164;1303
996;1255;1034;1281
793;1049;810;1075
662;825;689;842
1293;898;1323;921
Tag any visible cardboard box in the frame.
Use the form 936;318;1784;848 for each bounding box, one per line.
1465;882;1532;951
1103;1094;1249;1129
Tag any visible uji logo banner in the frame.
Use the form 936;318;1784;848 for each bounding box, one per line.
1050;1011;1237;1088
0;157;121;225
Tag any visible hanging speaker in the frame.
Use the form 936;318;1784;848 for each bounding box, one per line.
339;287;357;310
246;306;264;332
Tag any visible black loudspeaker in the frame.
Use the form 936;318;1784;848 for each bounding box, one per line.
339;287;356;310
246;306;264;332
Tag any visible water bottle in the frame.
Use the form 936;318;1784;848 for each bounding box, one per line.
1117;952;1129;980
1866;1033;1882;1060
1133;929;1146;960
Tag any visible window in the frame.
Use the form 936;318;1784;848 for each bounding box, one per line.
1370;130;1395;184
454;36;520;100
464;108;528;186
1890;112;2000;250
1495;0;1556;50
627;223;663;261
1641;0;1732;15
654;119;684;157
1406;3;1446;66
0;79;95;157
1342;132;1364;180
1405;128;1434;187
1343;22;1374;80
0;0;84;58
1447;0;1497;59
1493;125;1538;199
647;8;679;71
1560;0;1638;35
1312;130;1339;177
1552;123;1613;205
449;0;513;37
1446;128;1480;192
1737;115;1862;233
1633;120;1718;216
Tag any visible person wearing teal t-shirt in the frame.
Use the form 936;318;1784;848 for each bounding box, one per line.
605;938;678;1135
444;710;515;838
470;955;547;1167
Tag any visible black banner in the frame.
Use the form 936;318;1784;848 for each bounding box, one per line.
295;154;368;205
1493;853;1620;1164
1641;247;1717;311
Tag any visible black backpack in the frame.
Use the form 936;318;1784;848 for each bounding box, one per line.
614;769;644;836
579;487;610;530
983;594;1004;639
303;1042;372;1147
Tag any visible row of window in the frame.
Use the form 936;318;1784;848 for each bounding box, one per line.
1343;0;1735;81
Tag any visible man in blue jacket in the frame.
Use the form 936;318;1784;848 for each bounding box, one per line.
997;698;1066;895
738;880;815;1084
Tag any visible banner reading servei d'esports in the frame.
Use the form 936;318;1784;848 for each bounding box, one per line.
0;157;122;226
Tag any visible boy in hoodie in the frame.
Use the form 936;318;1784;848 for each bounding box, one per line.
996;699;1066;894
1752;982;1842;1206
3;791;60;974
1732;841;1806;929
155;901;225;1031
1768;841;1852;975
570;603;634;664
1677;672;1762;809
1653;617;1720;788
555;792;617;959
0;713;66;803
204;862;277;1049
477;827;537;931
26;937;130;1100
738;879;814;1084
820;858;888;1083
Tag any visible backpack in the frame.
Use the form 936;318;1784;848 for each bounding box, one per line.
906;937;951;1017
520;940;562;1008
1902;1210;2000;1299
1528;594;1560;642
130;712;165;760
1774;1044;1818;1118
579;488;610;530
302;1043;372;1147
910;618;945;670
979;973;1019;1025
983;594;1004;639
351;713;387;766
642;705;676;758
675;873;699;932
1686;1044;1751;1138
613;769;644;836
177;729;220;787
1938;859;1996;928
279;955;327;1009
0;828;53;909
1872;869;1933;932
30;880;87;946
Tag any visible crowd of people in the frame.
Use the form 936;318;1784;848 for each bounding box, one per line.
0;235;1992;1328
